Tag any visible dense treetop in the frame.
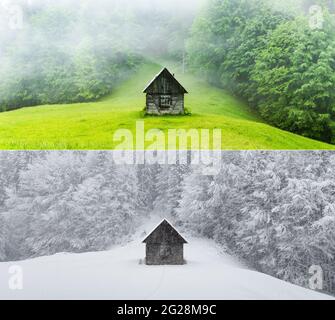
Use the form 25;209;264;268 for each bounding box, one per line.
187;0;335;142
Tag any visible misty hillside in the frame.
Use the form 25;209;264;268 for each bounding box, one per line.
0;61;333;150
1;0;335;146
0;218;332;300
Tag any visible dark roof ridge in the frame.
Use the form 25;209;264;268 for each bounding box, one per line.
143;67;188;94
142;218;188;244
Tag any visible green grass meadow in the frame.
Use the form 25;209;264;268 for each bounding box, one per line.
0;62;333;150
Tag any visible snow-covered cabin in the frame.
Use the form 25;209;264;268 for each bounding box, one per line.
143;219;187;265
143;68;188;115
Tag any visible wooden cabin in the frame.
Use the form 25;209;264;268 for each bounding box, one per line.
143;219;187;265
143;68;188;115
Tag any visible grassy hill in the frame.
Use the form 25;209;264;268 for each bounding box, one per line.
0;61;333;150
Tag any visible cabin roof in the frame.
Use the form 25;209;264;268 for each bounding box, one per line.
143;219;188;244
143;68;188;94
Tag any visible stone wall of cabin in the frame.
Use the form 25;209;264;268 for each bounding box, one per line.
146;94;184;115
145;244;185;265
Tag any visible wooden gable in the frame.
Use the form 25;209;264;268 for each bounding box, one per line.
143;219;188;245
143;68;188;95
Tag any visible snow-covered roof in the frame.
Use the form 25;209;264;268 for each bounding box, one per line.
142;218;188;244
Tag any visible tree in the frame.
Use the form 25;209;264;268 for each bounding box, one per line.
70;163;138;250
176;152;335;295
5;152;87;257
0;214;7;261
187;0;335;143
0;2;141;111
4;152;142;258
176;166;214;234
251;16;335;141
153;165;189;217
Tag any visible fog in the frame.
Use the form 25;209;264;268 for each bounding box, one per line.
0;0;206;53
0;0;207;109
0;0;207;63
0;0;328;110
0;0;315;68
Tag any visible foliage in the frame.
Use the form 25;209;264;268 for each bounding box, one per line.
2;152;143;259
0;4;141;111
251;16;335;142
176;152;335;295
187;0;335;142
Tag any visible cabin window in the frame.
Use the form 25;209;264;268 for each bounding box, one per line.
159;95;172;109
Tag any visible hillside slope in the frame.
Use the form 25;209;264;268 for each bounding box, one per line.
0;219;332;300
0;62;333;150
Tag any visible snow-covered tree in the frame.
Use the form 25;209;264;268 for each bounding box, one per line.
176;152;335;295
70;164;138;250
4;152;140;257
0;214;7;261
176;166;213;233
153;165;189;217
136;165;159;212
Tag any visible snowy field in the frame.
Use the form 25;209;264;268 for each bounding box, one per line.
0;219;332;300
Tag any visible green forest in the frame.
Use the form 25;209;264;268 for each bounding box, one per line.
187;0;335;143
1;0;335;145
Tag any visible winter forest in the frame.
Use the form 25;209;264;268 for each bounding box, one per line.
0;151;334;295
